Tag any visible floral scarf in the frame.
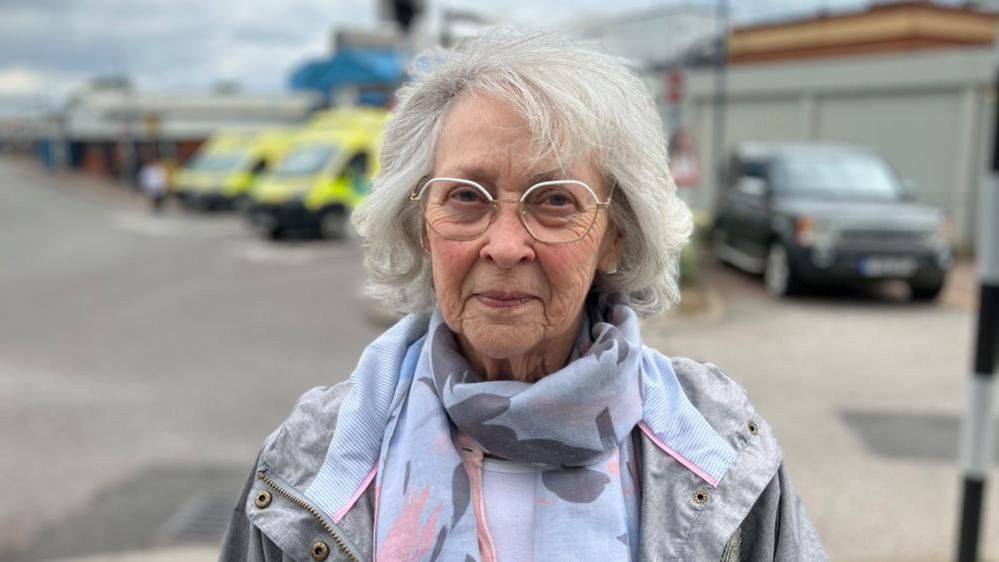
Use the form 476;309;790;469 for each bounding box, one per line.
374;299;643;561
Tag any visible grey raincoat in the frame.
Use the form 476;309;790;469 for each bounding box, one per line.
219;357;827;562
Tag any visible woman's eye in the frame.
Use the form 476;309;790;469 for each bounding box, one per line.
541;192;573;207
450;188;485;204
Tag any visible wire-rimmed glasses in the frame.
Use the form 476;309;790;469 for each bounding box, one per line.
411;177;612;244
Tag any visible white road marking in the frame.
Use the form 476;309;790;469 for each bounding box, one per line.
230;241;360;266
111;212;362;265
112;213;243;238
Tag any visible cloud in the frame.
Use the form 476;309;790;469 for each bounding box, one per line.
0;67;48;94
0;0;877;99
0;0;375;95
0;66;85;98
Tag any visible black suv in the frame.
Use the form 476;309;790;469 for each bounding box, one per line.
712;143;952;300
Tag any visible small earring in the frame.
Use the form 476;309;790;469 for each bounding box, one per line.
605;264;618;274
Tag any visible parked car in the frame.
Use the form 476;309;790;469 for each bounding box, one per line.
712;142;952;300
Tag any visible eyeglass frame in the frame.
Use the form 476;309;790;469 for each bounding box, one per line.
410;176;613;244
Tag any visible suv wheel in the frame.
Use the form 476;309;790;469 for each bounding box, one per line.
909;280;944;302
764;243;801;297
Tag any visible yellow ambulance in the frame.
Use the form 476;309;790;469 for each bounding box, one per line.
247;108;387;239
174;129;293;210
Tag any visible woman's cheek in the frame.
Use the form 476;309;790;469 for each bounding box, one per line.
540;247;597;313
432;241;476;322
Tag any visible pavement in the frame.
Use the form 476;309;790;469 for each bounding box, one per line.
1;156;995;561
939;255;979;313
648;257;994;561
41;548;218;562
0;158;383;562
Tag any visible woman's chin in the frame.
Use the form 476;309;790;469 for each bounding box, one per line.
461;323;544;363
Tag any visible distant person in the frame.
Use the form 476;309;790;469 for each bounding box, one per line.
220;31;827;561
138;159;168;213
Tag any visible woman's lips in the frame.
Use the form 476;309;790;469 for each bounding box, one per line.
475;291;535;308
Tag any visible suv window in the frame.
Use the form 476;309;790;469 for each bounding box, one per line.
740;160;768;180
726;156;768;187
772;153;902;200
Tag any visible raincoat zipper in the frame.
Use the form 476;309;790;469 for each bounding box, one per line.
257;470;362;562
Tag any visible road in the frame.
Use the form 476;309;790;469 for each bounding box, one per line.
1;156;995;561
0;158;386;561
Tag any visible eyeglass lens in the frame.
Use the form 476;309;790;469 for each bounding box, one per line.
420;179;599;243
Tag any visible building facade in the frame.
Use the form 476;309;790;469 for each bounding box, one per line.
679;1;999;251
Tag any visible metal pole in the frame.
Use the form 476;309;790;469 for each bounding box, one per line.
711;0;729;209
956;67;999;562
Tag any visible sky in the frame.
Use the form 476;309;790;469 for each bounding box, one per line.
0;0;895;104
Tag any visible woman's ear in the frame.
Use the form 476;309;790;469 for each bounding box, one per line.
599;222;624;273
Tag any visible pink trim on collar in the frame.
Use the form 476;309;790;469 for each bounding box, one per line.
334;464;377;523
638;421;719;488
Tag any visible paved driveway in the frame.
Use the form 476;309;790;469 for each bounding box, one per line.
645;255;994;561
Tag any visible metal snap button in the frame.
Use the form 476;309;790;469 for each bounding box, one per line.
311;541;330;561
748;421;759;436
692;488;711;506
254;490;272;509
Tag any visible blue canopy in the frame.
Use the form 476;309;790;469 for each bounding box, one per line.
290;47;405;96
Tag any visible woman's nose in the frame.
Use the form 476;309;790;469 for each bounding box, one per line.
478;202;536;269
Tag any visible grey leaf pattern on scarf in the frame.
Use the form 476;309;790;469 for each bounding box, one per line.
402;461;411;494
417;376;436;395
447;402;610;467
429;526;448;562
443;381;620;466
467;425;605;467
596;407;617;451
542;467;610;503
451;463;470;529
448;393;510;423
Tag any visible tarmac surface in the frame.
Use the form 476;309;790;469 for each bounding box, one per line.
1;156;995;561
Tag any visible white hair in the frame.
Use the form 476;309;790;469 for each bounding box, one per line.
353;29;693;317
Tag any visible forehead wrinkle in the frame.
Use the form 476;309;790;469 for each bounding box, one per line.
445;156;595;194
436;95;601;191
504;140;515;185
449;160;498;185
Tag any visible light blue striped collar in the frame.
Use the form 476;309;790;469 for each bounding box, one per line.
303;313;428;523
637;349;737;487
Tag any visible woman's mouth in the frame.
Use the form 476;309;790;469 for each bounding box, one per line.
475;291;535;308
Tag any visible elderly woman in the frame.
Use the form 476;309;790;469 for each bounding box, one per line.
220;31;826;562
